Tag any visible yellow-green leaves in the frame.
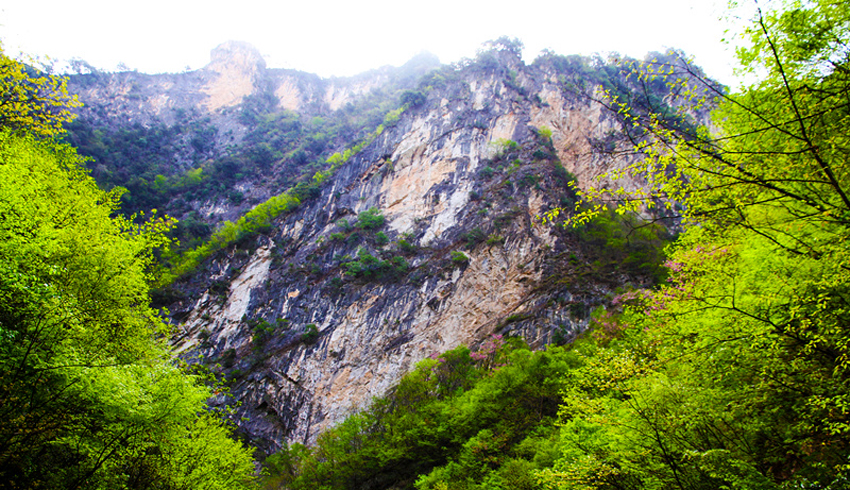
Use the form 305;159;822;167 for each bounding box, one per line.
0;48;81;137
0;130;256;489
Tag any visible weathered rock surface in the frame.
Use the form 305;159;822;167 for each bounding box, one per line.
63;39;699;454
69;41;439;136
160;48;658;453
66;42;442;226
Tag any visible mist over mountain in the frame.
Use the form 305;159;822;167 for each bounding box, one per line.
61;38;689;453
31;2;850;484
15;6;843;486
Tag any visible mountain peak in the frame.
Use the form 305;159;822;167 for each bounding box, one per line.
208;40;266;70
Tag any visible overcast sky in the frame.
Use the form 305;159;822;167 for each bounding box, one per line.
1;0;743;85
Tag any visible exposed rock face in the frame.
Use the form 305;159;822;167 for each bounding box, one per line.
69;41;440;131
66;43;443;226
63;39;691;454
203;41;267;111
163;49;657;453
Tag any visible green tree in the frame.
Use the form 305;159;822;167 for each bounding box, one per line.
0;130;257;489
0;48;257;489
542;1;850;488
0;46;81;136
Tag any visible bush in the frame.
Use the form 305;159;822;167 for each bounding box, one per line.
450;251;469;264
486;234;505;246
383;108;403;127
356;207;385;230
536;125;553;141
400;90;427;108
375;231;389;246
336;218;352;231
344;248;409;281
248;317;279;351
478;166;495;179
301;324;319;344
464;228;486;249
396;237;417;254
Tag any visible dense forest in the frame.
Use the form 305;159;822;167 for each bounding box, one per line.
1;0;848;489
0;47;257;488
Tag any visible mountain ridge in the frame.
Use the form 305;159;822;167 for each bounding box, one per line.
64;41;692;452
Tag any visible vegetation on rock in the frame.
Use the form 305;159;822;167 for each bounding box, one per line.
6;0;846;488
260;1;850;489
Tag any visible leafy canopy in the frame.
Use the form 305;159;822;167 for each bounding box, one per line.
538;1;850;489
0;46;81;137
0;48;256;490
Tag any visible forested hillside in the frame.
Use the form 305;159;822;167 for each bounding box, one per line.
127;37;685;451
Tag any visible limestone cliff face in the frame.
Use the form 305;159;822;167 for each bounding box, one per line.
164;50;658;453
66;43;443;226
69;42;439;131
202;41;267;111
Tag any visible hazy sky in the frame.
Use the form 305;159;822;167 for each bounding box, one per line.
1;0;742;84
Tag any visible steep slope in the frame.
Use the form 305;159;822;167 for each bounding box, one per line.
64;41;440;224
157;45;672;452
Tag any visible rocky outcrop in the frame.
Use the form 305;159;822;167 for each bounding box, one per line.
65;43;443;227
69;41;440;132
164;49;660;454
202;41;267;111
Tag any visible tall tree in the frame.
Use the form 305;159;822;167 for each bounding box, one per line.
0;49;256;489
541;1;850;488
0;45;80;137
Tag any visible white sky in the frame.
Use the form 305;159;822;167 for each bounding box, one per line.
0;0;741;85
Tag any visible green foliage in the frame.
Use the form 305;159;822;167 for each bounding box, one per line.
375;231;389;246
478;165;496;179
160;191;301;285
0;130;256;489
336;217;353;231
574;207;671;281
400;90;427;108
492;138;518;157
486;234;505;246
463;228;486;249
383;107;404;127
264;339;577;490
355;206;386;230
158;115;400;284
67;71;405;222
450;250;470;264
301;324;319;345
539;2;850;489
64;117;223;215
396;234;418;254
0;48;81;136
249;317;282;351
343;248;409;282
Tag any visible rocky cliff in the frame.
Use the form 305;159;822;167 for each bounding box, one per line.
69;41;437;127
65;41;440;223
67;42;686;454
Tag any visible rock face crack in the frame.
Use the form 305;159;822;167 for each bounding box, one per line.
276;370;304;390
